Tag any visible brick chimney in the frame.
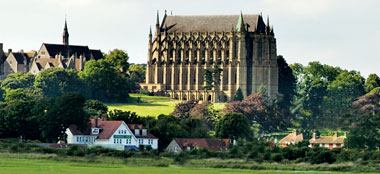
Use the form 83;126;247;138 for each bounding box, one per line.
344;132;347;138
312;133;316;140
95;116;99;128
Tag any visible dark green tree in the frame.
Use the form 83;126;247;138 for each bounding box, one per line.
277;55;296;113
108;109;142;124
34;68;84;97
105;49;130;73
322;70;365;128
79;60;130;102
1;72;35;90
37;93;89;142
215;112;251;139
364;73;380;93
203;69;213;90
84;99;108;116
233;87;244;101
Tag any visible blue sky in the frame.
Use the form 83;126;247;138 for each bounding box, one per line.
0;0;379;77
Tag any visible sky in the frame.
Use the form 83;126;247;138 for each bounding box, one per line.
0;0;379;77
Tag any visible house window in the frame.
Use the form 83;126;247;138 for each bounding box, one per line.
139;139;143;144
77;137;79;142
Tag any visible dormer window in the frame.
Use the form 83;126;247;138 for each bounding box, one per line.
92;128;99;135
135;129;140;136
142;129;147;136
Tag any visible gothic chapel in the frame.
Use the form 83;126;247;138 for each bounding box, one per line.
141;12;278;102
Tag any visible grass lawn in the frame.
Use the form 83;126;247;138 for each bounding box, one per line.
0;153;372;174
107;93;226;117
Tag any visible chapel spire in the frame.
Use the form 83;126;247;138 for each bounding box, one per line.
63;18;69;46
155;11;161;36
235;12;246;33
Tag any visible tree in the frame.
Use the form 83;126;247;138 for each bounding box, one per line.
233;87;244;101
171;99;198;119
215;112;251;139
290;62;342;129
364;73;380;93
203;69;213;90
108;109;142;124
34;68;84;97
129;64;146;81
105;49;130;73
189;101;219;128
1;72;34;90
224;93;288;132
277;56;296;115
322;70;365;128
84;100;108;116
37;93;89;142
79;59;130;102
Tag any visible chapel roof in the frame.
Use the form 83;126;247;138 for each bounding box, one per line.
161;14;266;33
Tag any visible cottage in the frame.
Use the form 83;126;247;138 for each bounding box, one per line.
278;130;303;147
166;138;229;153
309;132;346;149
66;118;158;150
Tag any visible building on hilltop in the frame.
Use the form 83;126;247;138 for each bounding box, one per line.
140;11;278;102
66;118;158;151
29;19;103;75
0;19;103;79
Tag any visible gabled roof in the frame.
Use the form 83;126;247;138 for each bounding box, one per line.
309;136;345;144
173;138;229;151
43;43;92;59
91;119;123;139
90;49;103;60
279;132;303;144
162;14;266;33
10;53;31;64
127;124;157;139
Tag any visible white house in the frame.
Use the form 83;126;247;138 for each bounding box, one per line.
65;118;158;150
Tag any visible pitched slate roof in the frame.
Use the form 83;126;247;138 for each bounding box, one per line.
43;43;92;59
12;53;31;64
279;132;303;144
173;138;229;151
90;49;103;60
309;135;345;144
162;14;266;33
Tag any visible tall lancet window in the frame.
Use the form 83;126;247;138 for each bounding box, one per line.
258;40;263;65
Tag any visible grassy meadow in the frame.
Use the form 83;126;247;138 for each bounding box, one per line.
0;153;374;174
107;93;226;117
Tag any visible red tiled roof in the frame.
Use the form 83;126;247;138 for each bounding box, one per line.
127;124;157;139
69;119;123;139
279;132;303;145
68;119;157;139
90;119;123;139
174;138;229;151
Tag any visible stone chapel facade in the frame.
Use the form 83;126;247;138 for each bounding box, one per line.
140;12;278;102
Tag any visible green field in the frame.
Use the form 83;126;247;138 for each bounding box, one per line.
0;153;372;174
107;94;226;117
